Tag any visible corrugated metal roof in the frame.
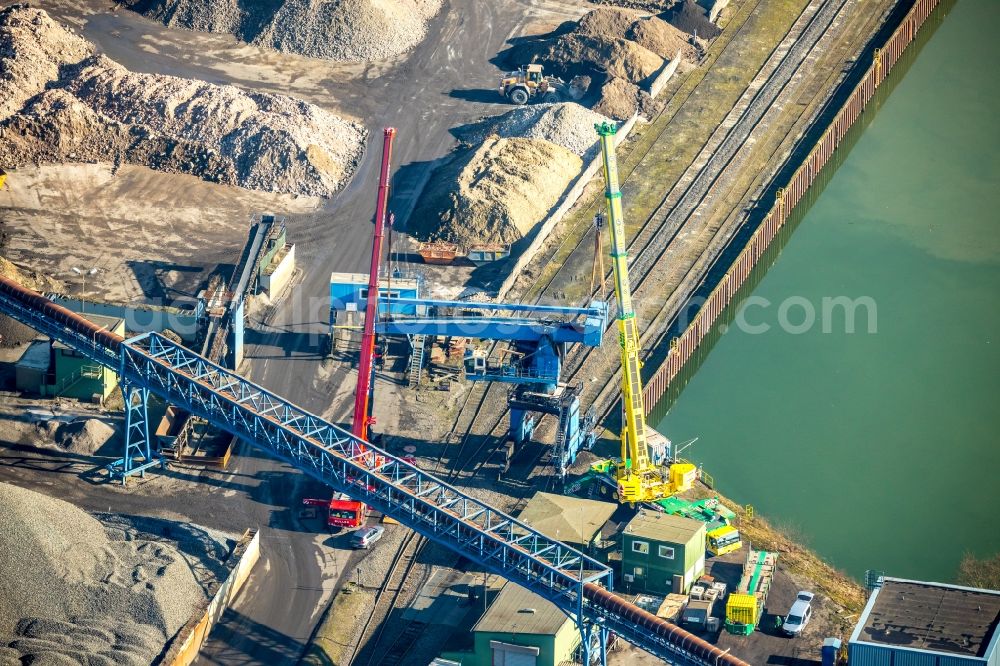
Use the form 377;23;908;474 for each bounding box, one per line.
517;492;617;546
623;509;704;545
473;582;569;636
852;578;1000;658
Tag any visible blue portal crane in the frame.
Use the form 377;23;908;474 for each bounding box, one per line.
374;297;606;478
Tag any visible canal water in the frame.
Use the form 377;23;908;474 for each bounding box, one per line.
652;0;1000;583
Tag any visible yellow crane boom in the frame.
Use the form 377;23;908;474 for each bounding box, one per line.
595;122;672;504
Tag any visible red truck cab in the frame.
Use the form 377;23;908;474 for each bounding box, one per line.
303;494;366;529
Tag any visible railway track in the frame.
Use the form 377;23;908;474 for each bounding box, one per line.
349;0;881;661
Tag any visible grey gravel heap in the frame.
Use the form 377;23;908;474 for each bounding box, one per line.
456;103;612;158
0;482;234;665
123;0;443;62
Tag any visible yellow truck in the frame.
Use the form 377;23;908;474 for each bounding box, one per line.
707;524;743;557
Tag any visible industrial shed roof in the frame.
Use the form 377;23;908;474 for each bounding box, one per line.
851;577;1000;658
473;582;569;636
623;510;705;545
517;492;617;546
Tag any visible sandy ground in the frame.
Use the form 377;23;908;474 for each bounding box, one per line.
0;163;320;304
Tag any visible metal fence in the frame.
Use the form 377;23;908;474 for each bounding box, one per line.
642;0;941;409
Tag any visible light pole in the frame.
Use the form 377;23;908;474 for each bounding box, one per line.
71;266;98;313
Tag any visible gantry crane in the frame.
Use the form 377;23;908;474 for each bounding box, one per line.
595;121;675;504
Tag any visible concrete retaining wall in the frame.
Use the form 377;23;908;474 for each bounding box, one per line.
160;529;261;666
649;51;683;100
261;243;295;298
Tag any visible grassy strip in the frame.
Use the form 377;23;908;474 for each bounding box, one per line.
301;584;376;666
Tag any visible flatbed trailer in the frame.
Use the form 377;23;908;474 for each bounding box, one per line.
725;549;777;635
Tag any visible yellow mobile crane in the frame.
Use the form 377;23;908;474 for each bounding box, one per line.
595;121;680;504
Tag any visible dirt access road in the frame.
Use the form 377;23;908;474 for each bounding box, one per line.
2;1;595;663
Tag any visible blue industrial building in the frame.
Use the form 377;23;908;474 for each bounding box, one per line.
849;577;1000;666
329;272;422;316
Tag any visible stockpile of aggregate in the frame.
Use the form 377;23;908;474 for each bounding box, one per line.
455;102;611;157
409;136;581;246
53;418;116;455
0;6;366;197
502;8;697;119
122;0;442;61
0;482;232;665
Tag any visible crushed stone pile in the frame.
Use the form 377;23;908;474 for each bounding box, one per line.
0;483;231;665
502;7;699;120
410;136;581;246
0;6;366;197
123;0;443;62
54;418;116;455
455;102;611;157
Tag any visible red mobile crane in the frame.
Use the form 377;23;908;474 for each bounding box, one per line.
304;127;396;530
352;126;396;443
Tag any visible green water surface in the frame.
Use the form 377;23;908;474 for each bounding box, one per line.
653;0;1000;582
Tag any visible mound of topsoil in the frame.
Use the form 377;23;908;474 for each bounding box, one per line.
0;6;366;197
628;14;700;61
54;418;116;455
0;482;226;665
123;0;443;62
502;7;699;120
410;136;582;246
455;102;611;157
594;77;642;121
662;0;722;39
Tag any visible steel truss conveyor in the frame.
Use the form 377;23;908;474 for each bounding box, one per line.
0;274;747;666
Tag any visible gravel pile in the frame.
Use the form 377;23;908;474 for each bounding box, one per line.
628;14;701;61
54;418;116;455
0;482;232;665
0;6;366;197
507;32;663;85
123;0;443;62
410;136;582;246
456;102;611;157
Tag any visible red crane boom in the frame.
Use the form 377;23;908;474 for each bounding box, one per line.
351;127;396;444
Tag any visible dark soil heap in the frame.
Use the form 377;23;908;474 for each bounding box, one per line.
501;7;700;120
